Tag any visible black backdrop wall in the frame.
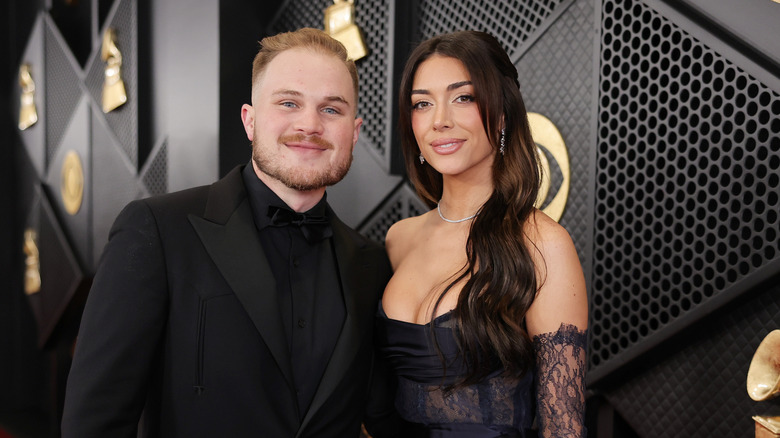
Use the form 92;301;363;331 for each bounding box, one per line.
1;1;778;437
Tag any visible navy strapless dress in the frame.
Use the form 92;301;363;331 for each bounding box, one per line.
376;304;535;438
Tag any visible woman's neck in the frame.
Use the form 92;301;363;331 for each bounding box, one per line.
438;176;493;221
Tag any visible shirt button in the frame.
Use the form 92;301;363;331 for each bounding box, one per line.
293;257;300;267
298;318;307;328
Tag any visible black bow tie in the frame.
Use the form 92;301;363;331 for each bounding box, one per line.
267;205;331;243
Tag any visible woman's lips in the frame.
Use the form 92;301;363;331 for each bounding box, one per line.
431;138;464;154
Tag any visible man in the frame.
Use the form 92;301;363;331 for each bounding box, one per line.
62;28;397;437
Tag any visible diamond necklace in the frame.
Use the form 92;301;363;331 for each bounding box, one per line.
437;201;478;223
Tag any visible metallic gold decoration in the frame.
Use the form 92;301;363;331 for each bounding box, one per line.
23;229;41;295
101;28;127;113
747;329;780;401
18;63;38;130
528;112;570;222
754;416;780;437
61;150;84;215
324;0;368;61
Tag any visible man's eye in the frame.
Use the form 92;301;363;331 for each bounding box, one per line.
323;107;340;115
281;101;298;108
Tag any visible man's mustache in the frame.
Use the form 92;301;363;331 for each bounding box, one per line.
278;134;334;150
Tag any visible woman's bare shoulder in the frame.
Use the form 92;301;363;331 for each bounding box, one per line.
524;209;573;247
524;209;589;335
385;211;431;268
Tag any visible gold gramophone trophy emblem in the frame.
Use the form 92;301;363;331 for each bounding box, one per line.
529;113;570;222
101;28;127;113
747;329;780;437
23;229;41;295
18;63;38;130
61;150;84;215
324;0;367;61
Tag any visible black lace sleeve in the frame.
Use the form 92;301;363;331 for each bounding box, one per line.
532;323;588;438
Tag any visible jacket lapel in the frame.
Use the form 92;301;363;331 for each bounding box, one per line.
296;213;367;436
188;167;295;388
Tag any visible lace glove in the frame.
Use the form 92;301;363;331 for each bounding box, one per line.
533;324;588;437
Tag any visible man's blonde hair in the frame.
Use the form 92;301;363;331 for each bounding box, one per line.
251;28;359;103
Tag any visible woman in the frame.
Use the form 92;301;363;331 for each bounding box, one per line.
378;31;588;437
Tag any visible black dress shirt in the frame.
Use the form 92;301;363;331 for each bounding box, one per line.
241;164;346;419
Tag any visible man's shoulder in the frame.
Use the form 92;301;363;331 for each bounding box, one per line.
142;184;211;210
139;166;245;216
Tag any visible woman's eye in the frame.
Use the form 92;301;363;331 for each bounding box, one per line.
412;101;430;110
455;94;475;103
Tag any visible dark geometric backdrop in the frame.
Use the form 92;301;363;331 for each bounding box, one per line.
2;0;779;437
590;0;780;436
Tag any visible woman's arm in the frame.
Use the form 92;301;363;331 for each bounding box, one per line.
524;211;588;438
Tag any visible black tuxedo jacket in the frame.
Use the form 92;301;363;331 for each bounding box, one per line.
62;166;395;437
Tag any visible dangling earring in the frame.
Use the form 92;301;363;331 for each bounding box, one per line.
499;129;506;156
419;154;425;164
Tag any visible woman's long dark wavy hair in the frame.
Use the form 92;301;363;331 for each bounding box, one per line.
398;31;542;386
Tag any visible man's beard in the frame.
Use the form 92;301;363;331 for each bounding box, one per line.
252;134;353;191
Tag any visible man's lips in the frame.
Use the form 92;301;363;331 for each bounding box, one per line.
286;141;327;150
279;134;333;151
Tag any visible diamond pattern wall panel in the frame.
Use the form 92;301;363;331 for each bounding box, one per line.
90;107;140;271
45;16;83;168
25;186;85;348
44;97;92;268
590;0;780;382
515;0;596;280
15;15;47;178
85;0;139;167
602;279;780;437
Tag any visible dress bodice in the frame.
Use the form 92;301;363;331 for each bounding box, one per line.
376;304;535;438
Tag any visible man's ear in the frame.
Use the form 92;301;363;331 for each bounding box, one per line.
241;104;255;141
352;117;363;150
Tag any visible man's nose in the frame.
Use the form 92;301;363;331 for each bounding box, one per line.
293;107;324;135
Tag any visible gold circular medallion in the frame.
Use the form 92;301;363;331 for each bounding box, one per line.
528;112;570;222
61;150;84;215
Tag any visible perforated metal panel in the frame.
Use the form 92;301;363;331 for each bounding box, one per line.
353;0;391;166
515;0;596;278
142;139;168;196
359;183;428;243
590;0;780;381
269;0;330;31
417;0;563;56
270;0;394;170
